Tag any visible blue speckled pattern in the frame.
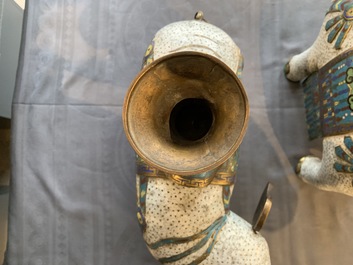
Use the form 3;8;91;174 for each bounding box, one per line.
147;214;228;265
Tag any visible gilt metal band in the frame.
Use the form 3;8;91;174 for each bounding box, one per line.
136;152;238;188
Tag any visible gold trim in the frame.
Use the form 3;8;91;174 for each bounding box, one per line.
137;157;236;187
168;174;213;188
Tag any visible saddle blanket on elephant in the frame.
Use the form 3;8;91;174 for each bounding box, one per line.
303;48;353;139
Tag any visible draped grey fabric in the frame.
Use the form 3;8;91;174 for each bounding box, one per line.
6;0;353;264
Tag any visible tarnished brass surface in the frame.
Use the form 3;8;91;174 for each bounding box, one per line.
123;52;249;176
252;182;273;233
194;11;207;22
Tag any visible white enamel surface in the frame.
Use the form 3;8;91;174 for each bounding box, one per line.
140;177;270;265
153;20;241;73
286;6;353;196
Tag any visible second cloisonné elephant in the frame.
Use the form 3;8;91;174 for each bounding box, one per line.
285;0;353;196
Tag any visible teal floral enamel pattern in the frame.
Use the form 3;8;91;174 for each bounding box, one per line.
326;0;353;49
334;136;353;173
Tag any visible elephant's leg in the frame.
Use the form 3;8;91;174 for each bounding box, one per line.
296;136;353;196
284;48;318;82
284;12;345;82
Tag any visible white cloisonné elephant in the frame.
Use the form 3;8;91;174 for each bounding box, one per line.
285;0;353;196
123;13;271;265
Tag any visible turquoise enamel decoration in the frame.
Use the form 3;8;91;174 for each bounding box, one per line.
334;136;353;173
303;48;353;139
326;0;353;49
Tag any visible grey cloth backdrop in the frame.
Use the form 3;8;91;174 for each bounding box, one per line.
5;0;353;265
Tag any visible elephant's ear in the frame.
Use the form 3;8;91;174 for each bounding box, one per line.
327;0;352;14
325;1;353;49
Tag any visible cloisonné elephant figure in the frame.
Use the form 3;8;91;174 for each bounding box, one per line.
123;12;271;265
285;0;353;196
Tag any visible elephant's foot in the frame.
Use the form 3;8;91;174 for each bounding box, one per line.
283;61;299;83
296;155;353;196
284;49;313;82
296;156;323;186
